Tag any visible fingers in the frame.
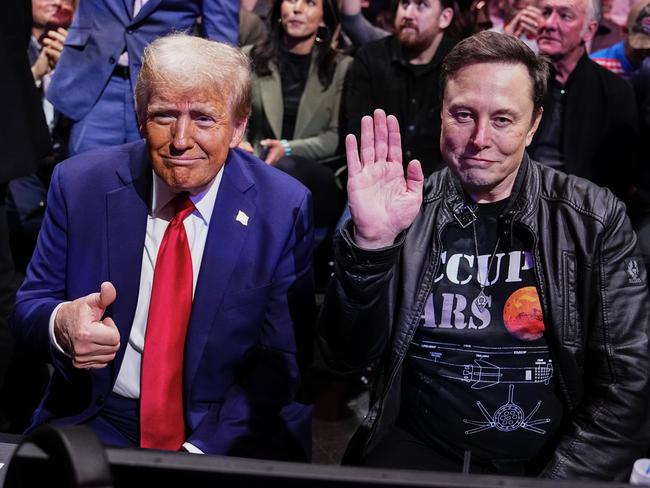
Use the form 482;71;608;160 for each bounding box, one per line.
373;109;388;162
69;324;119;369
405;159;425;194
42;34;64;54
70;318;120;369
359;115;375;166
386;115;403;166
47;28;68;44
345;134;362;176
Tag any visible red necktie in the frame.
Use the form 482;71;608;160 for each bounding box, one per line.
140;193;195;450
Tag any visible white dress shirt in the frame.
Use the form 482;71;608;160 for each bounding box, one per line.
112;169;222;397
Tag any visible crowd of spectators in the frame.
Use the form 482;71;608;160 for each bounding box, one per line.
1;0;649;478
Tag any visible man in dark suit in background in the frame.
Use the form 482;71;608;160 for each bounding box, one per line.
529;0;639;199
48;0;240;156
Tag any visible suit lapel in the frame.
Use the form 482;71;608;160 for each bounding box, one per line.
106;143;151;377
130;0;163;25
259;66;283;139
184;151;257;390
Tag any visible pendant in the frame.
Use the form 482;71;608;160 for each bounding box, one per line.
473;290;489;313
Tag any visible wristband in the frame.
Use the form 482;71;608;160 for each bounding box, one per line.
280;139;292;157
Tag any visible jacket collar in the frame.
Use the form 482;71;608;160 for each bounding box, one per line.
437;152;540;237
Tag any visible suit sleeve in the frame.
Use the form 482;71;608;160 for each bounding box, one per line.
186;190;316;461
201;0;240;45
541;197;650;480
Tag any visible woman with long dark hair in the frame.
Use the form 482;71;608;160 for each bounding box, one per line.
241;0;351;227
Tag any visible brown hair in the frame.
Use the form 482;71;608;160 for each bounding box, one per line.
440;30;550;115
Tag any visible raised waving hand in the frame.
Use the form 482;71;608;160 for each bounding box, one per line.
346;109;424;249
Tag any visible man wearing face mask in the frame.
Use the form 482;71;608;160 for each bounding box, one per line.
528;0;639;200
344;0;455;176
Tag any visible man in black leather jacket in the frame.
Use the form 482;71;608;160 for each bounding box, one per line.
319;31;650;480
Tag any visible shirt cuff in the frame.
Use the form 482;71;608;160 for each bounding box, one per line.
49;302;71;357
182;442;204;454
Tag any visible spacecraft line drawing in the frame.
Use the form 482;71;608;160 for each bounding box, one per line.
463;384;551;435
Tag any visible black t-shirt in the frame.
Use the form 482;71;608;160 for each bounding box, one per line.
400;199;563;466
280;50;311;140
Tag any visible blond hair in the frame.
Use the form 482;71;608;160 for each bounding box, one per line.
135;34;252;124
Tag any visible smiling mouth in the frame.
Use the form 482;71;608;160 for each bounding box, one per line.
163;156;203;165
461;156;497;165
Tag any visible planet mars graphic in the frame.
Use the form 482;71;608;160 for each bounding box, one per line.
503;286;545;341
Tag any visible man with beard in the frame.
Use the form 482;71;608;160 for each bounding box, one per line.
528;0;639;199
343;0;454;176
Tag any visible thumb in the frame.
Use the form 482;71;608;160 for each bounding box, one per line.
88;281;117;311
405;159;424;194
260;139;270;147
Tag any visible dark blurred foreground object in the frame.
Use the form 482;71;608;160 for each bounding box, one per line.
5;425;113;488
2;425;633;488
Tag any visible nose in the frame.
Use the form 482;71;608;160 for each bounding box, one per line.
540;9;557;31
470;118;491;149
292;0;304;12
403;2;417;17
171;116;194;151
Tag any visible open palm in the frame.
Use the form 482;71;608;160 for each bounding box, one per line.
346;109;424;249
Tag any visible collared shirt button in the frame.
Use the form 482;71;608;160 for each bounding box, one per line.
96;395;105;406
407;125;415;132
109;56;116;64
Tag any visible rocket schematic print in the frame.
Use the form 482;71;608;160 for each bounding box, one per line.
463;384;551;435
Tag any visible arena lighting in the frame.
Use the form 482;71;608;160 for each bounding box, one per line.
0;427;631;488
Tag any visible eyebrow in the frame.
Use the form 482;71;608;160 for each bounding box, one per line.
147;103;223;116
544;5;576;14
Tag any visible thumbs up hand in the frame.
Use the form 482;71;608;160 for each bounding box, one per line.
53;281;121;369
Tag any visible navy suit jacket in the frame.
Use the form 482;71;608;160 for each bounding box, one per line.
47;0;240;121
11;141;315;460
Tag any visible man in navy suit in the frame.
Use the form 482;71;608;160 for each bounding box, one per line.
12;34;315;460
48;0;239;156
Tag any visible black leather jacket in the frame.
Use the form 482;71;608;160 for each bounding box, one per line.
319;156;650;480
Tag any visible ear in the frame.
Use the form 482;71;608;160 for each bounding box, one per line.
229;117;249;148
582;18;598;44
525;107;543;146
138;117;147;138
439;6;454;30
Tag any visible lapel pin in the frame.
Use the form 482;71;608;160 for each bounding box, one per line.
235;210;249;226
